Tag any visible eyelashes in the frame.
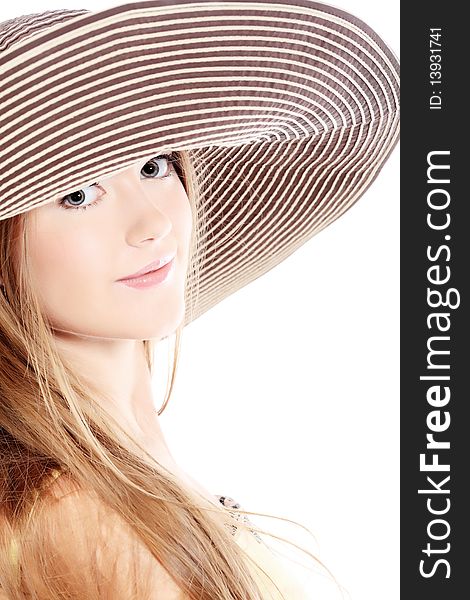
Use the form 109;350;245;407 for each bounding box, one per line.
58;153;178;212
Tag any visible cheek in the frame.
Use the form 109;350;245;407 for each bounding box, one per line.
172;189;194;256
28;227;106;315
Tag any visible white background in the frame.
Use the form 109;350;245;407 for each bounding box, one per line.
1;2;400;599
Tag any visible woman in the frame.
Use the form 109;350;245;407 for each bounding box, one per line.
0;1;400;598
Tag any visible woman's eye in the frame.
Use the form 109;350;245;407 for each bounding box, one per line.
58;183;103;211
141;154;175;179
58;153;176;211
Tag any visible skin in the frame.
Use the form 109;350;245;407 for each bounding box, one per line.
3;153;194;474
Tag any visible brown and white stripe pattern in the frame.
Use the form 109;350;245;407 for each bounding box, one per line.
0;0;399;325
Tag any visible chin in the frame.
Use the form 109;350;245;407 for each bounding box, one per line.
141;311;186;341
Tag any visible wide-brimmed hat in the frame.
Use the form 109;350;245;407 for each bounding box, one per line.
0;0;400;326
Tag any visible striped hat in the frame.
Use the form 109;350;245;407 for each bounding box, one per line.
0;0;400;326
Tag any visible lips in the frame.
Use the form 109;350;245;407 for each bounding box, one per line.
117;254;176;281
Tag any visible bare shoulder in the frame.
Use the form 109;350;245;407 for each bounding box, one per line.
33;472;187;599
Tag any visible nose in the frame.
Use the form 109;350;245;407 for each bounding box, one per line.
110;167;173;243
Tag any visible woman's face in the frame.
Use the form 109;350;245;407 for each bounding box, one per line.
24;153;193;341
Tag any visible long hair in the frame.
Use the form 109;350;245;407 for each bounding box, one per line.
0;148;333;599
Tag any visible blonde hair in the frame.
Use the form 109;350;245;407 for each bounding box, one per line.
0;150;335;599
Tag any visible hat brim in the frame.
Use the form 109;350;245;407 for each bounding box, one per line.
0;0;399;325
